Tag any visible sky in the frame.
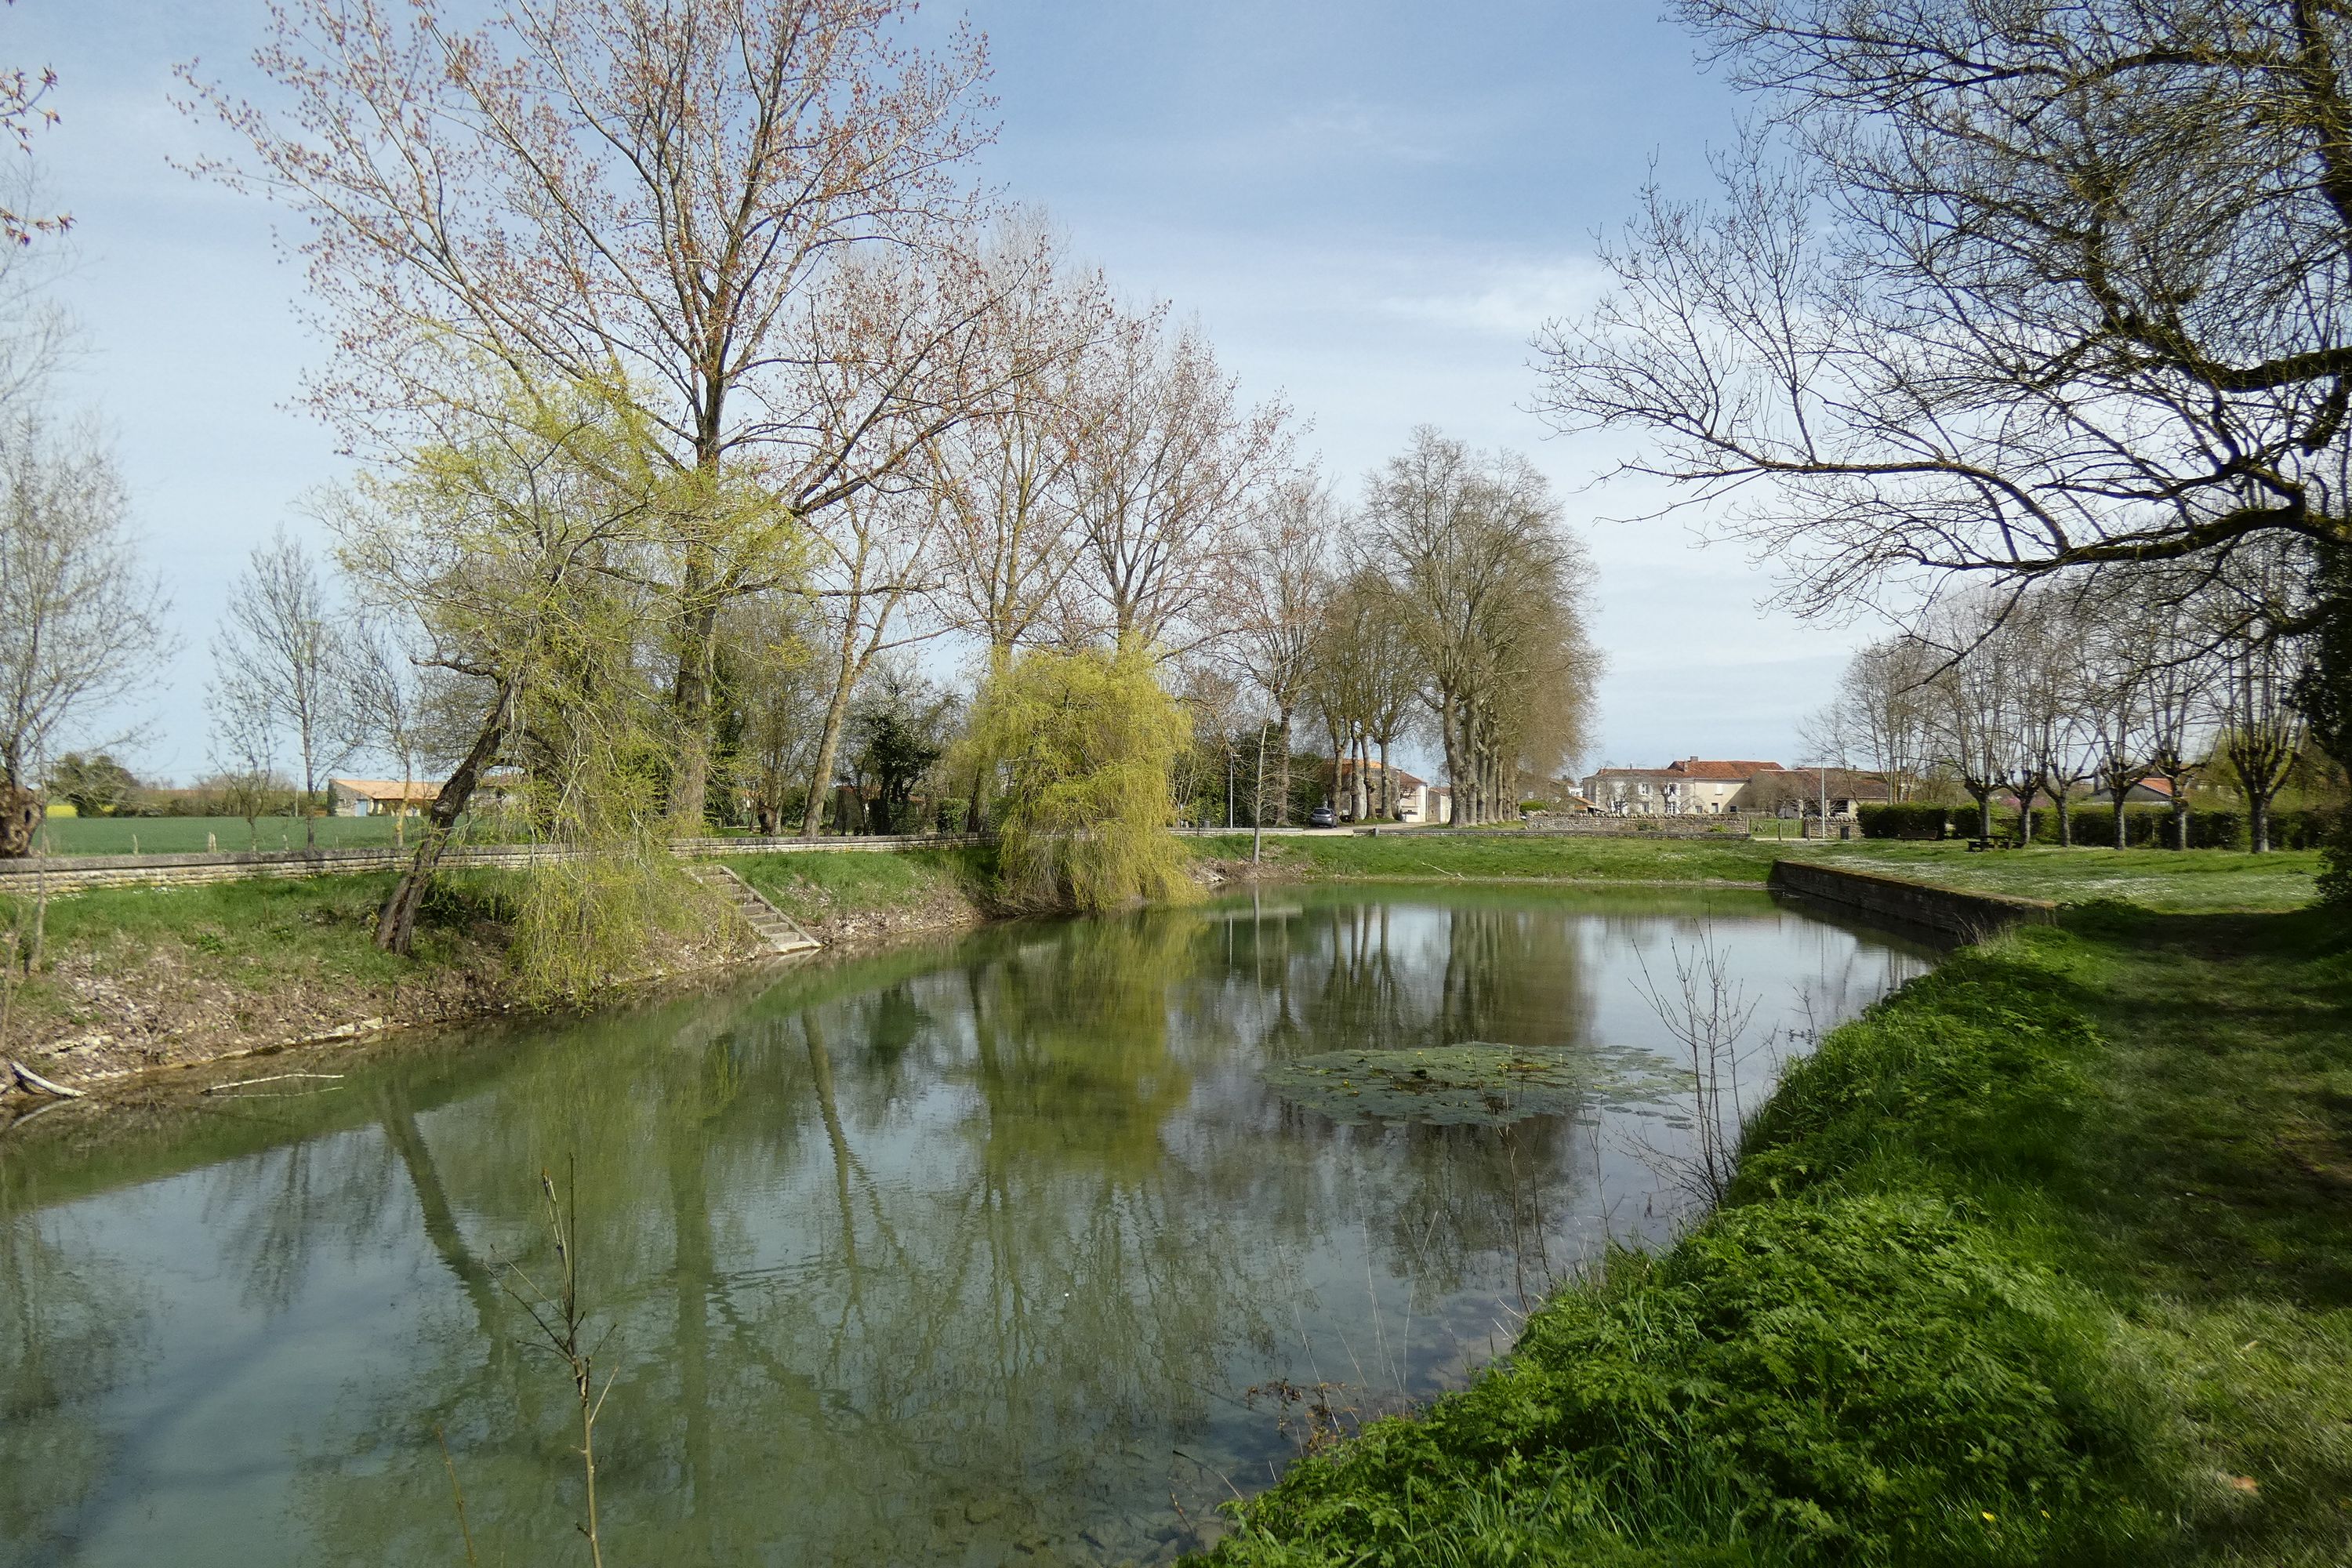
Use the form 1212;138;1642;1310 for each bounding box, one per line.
9;0;1872;784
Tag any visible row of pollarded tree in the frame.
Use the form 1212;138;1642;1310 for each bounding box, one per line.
1807;548;2318;852
1215;433;1599;835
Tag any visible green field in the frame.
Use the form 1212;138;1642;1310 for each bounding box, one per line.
31;814;414;855
1813;841;2323;913
1195;830;2322;913
1200;906;2352;1567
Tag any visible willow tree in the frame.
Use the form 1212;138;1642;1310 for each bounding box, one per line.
188;0;1011;826
960;641;1192;912
334;376;677;953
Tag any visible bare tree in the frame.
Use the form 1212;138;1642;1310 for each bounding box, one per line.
1802;636;1936;806
1065;314;1291;654
1916;594;2027;844
2220;627;2307;854
1225;474;1336;824
187;0;1012;825
212;530;357;848
346;615;430;849
205;670;280;851
797;484;949;834
0;2;68;246
0;412;166;855
929;216;1117;662
2143;629;2219;852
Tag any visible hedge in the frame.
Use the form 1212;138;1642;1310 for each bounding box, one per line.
1857;804;1951;840
1864;801;2331;849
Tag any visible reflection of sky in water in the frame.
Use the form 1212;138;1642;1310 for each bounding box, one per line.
1;887;1936;1567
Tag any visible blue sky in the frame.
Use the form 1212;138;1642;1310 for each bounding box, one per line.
11;0;1866;782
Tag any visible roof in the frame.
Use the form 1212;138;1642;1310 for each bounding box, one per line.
1664;758;1788;779
330;771;524;801
1338;758;1429;790
2134;776;2176;798
329;779;437;802
1588;760;1789;782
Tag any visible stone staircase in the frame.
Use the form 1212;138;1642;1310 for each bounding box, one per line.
691;865;821;956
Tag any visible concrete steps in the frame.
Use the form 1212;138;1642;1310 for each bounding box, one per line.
689;865;820;956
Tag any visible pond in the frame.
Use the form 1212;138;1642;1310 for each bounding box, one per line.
0;885;1936;1567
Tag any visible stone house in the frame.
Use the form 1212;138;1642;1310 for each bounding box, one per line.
1578;758;1791;816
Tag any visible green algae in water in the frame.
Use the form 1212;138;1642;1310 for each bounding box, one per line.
1265;1042;1683;1127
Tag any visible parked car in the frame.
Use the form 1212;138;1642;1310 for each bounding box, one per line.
1308;804;1337;829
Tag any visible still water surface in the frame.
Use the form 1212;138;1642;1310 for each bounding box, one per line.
2;886;1934;1566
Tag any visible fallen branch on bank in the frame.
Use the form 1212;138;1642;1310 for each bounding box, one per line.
7;1057;83;1098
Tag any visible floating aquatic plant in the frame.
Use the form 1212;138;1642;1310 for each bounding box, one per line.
1264;1042;1680;1127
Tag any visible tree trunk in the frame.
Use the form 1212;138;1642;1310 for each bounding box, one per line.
2250;787;2272;853
2172;799;2190;851
376;678;517;955
1436;693;1463;826
0;782;38;858
1975;789;1995;842
670;546;720;830
1272;703;1294;824
2056;789;2071;848
800;631;864;837
2108;779;2132;849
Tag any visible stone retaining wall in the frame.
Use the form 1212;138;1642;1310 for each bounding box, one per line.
1768;858;2056;938
0;834;985;896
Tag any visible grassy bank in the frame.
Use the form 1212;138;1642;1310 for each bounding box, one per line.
1196;906;2352;1566
0;871;515;1084
1199;830;2321;913
726;844;995;937
0;848;996;1092
1192;831;1788;884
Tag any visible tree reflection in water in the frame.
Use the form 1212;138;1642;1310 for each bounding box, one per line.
0;886;1933;1566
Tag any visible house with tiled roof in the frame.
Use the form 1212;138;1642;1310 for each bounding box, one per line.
1577;757;1791;816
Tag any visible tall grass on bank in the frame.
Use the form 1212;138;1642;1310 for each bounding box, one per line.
1198;913;2352;1567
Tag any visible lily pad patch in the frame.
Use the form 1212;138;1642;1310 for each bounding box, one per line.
1264;1042;1682;1127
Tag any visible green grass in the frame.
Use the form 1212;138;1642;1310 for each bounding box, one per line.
725;845;996;927
1808;843;2321;914
1196;908;2352;1567
1189;831;1788;884
1192;831;2321;913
